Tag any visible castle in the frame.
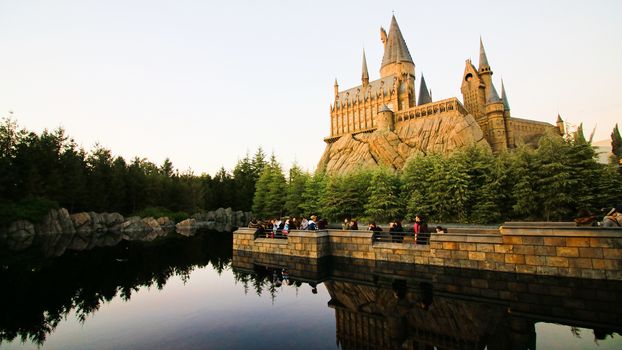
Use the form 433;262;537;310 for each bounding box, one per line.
318;15;563;174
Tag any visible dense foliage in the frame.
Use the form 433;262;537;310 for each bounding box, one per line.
252;130;622;225
0;117;267;224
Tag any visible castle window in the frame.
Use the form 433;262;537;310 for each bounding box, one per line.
465;73;473;82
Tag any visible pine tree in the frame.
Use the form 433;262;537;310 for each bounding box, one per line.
284;164;309;216
534;134;576;221
232;153;256;211
401;153;438;220
510;145;539;220
364;168;402;222
264;155;286;218
471;159;504;224
611;124;622;162
300;172;326;217
252;165;271;219
594;164;622;209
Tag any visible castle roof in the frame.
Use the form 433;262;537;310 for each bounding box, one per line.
418;74;432;105
361;50;369;82
381;15;414;69
501;79;510;110
479;37;491;72
487;81;501;103
335;74;398;105
557;114;563;123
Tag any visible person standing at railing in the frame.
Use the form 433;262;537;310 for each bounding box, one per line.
307;215;318;230
300;217;309;230
414;214;429;244
348;219;358;230
342;218;350;230
368;222;382;231
390;220;404;242
283;219;290;236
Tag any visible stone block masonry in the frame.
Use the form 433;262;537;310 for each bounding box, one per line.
233;223;622;280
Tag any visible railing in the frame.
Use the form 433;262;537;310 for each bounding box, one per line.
253;228;289;240
372;231;431;245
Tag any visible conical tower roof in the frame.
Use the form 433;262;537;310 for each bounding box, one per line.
500;79;510;110
418;74;432;105
361;50;369;82
557;114;563;123
381;15;414;69
479;37;491;72
487;81;501;103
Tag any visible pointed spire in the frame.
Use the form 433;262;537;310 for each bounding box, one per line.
479;36;491;73
418;74;432;105
487;80;501;103
381;15;413;69
500;79;510;110
334;78;338;86
361;50;369;85
556;113;563;123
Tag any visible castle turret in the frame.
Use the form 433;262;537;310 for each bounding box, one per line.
478;37;494;105
418;74;432;105
479;37;492;75
380;15;415;79
485;80;508;152
461;59;485;126
556;114;565;136
334;78;339;99
362;50;369;87
500;79;515;148
377;105;395;131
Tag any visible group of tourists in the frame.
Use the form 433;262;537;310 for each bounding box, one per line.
248;215;328;238
249;212;449;244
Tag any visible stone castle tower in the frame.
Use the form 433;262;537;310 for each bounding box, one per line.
319;15;563;174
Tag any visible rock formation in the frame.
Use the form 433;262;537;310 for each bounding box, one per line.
318;112;488;174
0;207;252;257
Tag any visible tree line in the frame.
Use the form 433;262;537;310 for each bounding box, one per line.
2;115;621;226
253;127;622;225
0;117;267;224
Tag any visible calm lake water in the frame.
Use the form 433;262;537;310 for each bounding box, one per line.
0;231;620;350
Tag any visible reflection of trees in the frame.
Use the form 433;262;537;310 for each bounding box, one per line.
0;231;232;346
232;266;307;303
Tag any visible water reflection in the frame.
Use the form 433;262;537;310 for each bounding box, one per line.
233;251;622;350
0;232;232;346
1;234;621;349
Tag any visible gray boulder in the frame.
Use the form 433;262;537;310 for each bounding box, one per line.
4;220;36;251
35;208;76;257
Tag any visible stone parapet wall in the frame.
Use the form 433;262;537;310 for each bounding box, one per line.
233;225;622;280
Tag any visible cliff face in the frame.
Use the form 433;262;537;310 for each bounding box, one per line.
318;112;488;174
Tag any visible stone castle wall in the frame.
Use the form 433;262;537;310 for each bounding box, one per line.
233;224;622;280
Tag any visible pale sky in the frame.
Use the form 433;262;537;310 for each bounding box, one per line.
1;0;620;175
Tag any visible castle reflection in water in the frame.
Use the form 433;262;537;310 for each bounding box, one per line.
233;250;622;350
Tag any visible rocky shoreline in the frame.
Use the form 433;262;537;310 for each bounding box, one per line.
0;207;251;257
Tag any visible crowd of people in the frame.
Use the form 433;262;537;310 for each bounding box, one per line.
248;215;328;238
248;204;621;243
249;213;447;244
